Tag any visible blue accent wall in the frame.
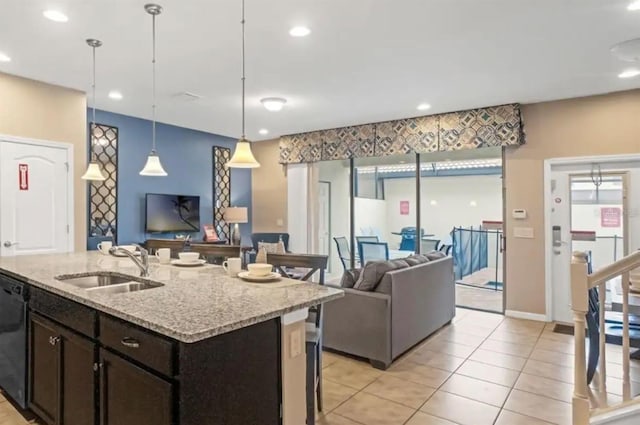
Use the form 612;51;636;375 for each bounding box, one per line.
90;109;252;244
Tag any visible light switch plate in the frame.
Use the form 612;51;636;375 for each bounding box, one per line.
276;218;284;227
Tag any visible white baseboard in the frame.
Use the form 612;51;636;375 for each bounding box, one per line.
505;310;549;322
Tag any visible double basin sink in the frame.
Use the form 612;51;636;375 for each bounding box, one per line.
55;272;163;295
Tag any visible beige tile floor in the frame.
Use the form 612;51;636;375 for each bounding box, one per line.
318;308;640;425
1;308;638;425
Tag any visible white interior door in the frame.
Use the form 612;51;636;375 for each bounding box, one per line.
318;181;331;269
0;140;70;256
549;168;573;324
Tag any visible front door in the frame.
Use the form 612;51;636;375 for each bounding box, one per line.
549;162;630;324
0;140;70;256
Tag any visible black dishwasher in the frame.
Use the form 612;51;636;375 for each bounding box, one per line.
0;273;28;408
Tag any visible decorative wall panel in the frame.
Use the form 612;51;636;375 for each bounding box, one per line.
213;146;231;241
89;123;118;239
279;103;524;164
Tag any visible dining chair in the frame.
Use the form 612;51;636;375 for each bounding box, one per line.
359;242;389;265
189;243;243;265
356;236;379;260
266;253;329;425
420;238;441;253
333;237;354;270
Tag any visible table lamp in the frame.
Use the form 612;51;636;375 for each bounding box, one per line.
223;207;248;246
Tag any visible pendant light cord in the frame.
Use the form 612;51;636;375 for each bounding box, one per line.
152;11;157;153
241;0;246;140
91;44;97;161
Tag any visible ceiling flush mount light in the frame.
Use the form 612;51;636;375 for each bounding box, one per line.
108;90;123;100
227;0;260;169
43;10;68;22
82;39;107;182
259;129;269;135
289;26;311;37
0;52;11;62
140;4;168;177
417;103;431;111
618;69;640;79
628;0;640;10
261;97;287;112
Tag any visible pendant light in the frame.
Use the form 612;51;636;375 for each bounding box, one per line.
81;39;107;181
140;3;168;176
226;0;260;168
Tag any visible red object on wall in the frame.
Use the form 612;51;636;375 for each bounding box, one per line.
400;200;410;215
601;207;621;228
18;164;28;191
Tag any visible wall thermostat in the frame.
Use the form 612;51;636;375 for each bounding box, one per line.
512;209;527;219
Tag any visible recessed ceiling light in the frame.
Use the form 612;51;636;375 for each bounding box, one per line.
259;129;269;135
417;103;431;111
108;90;123;100
289;26;311;37
618;69;640;79
469;201;477;207
0;52;11;62
628;1;640;11
43;10;69;22
261;97;287;112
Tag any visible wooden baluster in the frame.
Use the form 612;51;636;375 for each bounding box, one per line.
622;271;631;401
571;255;591;425
598;281;607;392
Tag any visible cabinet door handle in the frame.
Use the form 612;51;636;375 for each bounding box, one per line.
121;337;140;348
49;336;61;346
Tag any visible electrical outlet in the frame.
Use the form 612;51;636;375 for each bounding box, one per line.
290;329;302;358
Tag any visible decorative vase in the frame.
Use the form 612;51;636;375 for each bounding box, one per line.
256;246;268;264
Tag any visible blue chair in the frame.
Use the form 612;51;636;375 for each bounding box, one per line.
356;236;379;244
398;227;424;252
359;242;389;265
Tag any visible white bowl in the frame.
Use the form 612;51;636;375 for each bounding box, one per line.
248;263;273;277
178;252;200;263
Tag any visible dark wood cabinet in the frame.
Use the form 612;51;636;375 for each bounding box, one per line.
29;313;96;425
99;348;173;425
28;287;283;425
29;314;61;425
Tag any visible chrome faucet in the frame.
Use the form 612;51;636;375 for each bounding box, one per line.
109;244;150;277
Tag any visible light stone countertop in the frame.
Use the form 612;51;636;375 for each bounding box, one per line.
0;251;343;343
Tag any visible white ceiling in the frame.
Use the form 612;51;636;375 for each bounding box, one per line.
2;0;640;141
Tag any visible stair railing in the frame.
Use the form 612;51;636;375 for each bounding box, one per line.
571;250;640;424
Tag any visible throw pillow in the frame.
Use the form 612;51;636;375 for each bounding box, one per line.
354;260;403;291
258;241;280;254
425;250;446;261
405;255;430;265
340;269;360;289
390;259;410;269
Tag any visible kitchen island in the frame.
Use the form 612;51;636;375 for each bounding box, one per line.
0;252;342;425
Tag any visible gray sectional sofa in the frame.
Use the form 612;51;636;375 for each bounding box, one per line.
323;253;455;369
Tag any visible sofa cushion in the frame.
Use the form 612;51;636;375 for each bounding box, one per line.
425;250;446;260
405;255;430;266
390;259;410;269
340;269;361;289
354;260;402;291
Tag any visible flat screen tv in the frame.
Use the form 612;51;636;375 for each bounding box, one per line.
145;193;200;233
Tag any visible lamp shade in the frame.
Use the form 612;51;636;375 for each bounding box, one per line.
226;139;260;168
139;152;168;176
81;162;106;181
223;207;248;224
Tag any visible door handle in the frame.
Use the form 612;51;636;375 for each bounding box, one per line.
3;241;18;248
49;336;61;346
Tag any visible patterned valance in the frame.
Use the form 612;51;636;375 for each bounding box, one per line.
279;103;524;164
